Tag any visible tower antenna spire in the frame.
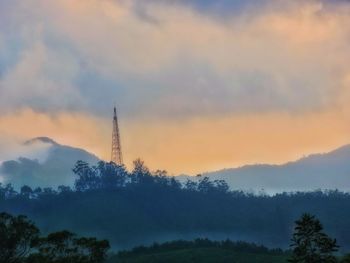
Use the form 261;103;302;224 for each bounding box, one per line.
111;106;123;165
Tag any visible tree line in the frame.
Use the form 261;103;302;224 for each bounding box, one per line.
2;211;350;263
0;212;109;263
0;159;231;199
113;213;350;262
1;160;350;255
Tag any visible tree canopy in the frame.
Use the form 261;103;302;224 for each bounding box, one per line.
289;214;338;263
0;212;39;263
0;212;109;263
1;160;350;253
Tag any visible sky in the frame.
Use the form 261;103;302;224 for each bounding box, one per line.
1;0;350;174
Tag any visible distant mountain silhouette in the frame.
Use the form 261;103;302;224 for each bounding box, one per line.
182;145;350;194
0;137;99;189
24;136;59;146
2;138;350;193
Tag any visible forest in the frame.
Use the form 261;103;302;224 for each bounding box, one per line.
1;211;349;262
1;159;350;261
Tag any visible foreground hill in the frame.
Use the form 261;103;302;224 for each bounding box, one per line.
109;248;288;263
0;137;99;188
181;144;350;194
108;239;289;263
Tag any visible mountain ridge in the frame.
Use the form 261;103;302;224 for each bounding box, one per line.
24;136;59;146
0;136;100;189
202;143;350;172
180;144;350;194
2;137;350;193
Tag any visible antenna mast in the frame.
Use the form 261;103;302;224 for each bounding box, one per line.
111;106;123;165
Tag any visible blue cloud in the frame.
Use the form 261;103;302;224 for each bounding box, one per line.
135;0;350;17
178;0;268;14
0;0;349;120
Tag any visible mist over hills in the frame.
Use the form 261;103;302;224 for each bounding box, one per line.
1;139;350;252
1;136;350;193
180;145;350;194
0;137;99;188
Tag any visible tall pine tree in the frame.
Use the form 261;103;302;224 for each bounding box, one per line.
289;213;338;263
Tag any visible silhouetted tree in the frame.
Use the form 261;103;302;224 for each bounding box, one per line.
153;170;171;186
73;161;99;191
168;177;181;190
0;212;39;263
197;177;214;193
20;185;33;198
184;179;197;191
0;184;6;200
289;213;338;263
117;238;288;259
0;184;16;199
27;231;109;263
213;180;229;194
0;212;109;263
57;185;72;194
131;159;152;184
42;187;57;196
32;187;42;198
97;161;127;189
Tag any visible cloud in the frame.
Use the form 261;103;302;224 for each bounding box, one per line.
0;40;82;113
0;109;110;161
1;0;350;119
1;107;350;175
0;138;51;164
1;0;350;174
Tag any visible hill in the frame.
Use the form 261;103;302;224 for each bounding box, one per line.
0;137;99;188
181;144;350;194
109;248;288;263
1;160;350;251
109;239;289;263
2;137;350;193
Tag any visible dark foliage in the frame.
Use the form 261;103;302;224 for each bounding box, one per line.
109;238;290;262
1;160;350;251
27;230;109;263
117;238;287;257
0;212;109;263
0;213;39;263
289;214;338;263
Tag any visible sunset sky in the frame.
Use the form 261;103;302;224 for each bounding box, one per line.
1;0;350;175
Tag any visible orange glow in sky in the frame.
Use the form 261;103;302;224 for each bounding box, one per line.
1;0;350;174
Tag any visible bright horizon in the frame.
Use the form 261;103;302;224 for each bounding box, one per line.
1;0;350;175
